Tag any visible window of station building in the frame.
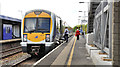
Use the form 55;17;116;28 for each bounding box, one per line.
6;27;10;33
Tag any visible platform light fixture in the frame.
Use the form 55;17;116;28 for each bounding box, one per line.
79;11;82;12
79;2;85;3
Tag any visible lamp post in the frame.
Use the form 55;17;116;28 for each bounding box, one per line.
64;22;66;27
79;1;89;33
78;16;81;25
78;19;80;25
18;10;24;19
79;11;85;34
79;10;88;34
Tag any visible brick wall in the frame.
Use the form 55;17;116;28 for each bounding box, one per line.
0;19;2;40
112;2;120;66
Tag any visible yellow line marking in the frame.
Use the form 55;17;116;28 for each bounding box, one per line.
67;37;76;67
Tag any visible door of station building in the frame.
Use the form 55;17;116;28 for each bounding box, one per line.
3;24;12;40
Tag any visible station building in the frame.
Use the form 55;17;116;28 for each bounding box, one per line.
0;15;22;59
87;0;120;66
0;15;21;40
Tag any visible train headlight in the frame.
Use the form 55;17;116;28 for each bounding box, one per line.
23;34;27;42
34;11;41;15
46;34;50;42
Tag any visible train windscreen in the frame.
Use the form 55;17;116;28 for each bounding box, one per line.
24;18;50;33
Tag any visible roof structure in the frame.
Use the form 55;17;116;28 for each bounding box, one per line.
0;15;21;22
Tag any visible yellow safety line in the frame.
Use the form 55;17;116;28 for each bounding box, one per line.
67;37;76;67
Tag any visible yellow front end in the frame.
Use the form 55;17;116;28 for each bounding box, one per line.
21;10;54;55
23;11;52;42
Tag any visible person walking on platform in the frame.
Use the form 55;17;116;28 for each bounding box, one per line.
82;32;84;38
79;27;83;34
64;27;69;42
75;29;80;40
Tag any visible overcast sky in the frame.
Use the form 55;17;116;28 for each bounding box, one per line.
0;0;89;27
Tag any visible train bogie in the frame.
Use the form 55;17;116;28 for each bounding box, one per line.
27;44;45;55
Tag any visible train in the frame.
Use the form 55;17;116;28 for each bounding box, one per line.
20;9;73;55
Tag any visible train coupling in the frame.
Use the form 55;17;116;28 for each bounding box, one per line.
31;46;40;55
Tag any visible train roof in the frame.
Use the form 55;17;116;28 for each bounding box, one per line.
0;15;21;22
25;9;62;20
25;9;52;16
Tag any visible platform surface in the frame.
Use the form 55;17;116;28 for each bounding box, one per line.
33;36;94;67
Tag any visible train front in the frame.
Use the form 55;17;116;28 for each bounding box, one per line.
20;10;53;55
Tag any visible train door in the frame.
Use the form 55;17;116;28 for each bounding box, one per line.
3;24;12;40
56;17;60;39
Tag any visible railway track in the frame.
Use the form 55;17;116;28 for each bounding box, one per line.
14;36;73;67
1;46;22;58
1;36;73;67
1;39;31;67
1;46;31;66
1;39;22;58
1;41;55;67
14;45;57;67
13;56;39;67
1;52;31;66
1;44;56;67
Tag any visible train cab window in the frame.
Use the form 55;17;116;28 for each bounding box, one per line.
24;18;50;33
37;18;50;33
24;18;37;33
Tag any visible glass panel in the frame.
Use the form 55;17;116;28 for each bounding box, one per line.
24;18;37;33
24;18;50;33
6;27;10;33
37;18;50;33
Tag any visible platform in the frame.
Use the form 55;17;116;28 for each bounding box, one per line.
33;36;94;67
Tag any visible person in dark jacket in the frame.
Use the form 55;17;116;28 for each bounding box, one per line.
64;27;69;42
76;29;80;40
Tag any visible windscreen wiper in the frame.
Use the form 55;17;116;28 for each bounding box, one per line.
37;29;49;34
37;28;47;30
29;29;36;33
25;26;30;32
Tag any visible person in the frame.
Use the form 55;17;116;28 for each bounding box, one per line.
79;27;83;34
64;27;69;42
75;29;80;40
82;31;84;38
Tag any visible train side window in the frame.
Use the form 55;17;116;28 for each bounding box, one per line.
6;27;10;33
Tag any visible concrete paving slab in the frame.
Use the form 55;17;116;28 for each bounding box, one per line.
71;36;94;66
33;36;74;66
33;36;95;67
51;37;75;65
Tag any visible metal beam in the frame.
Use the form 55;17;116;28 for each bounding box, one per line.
93;0;113;59
108;1;113;59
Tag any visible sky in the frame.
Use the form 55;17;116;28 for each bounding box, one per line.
0;0;89;27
